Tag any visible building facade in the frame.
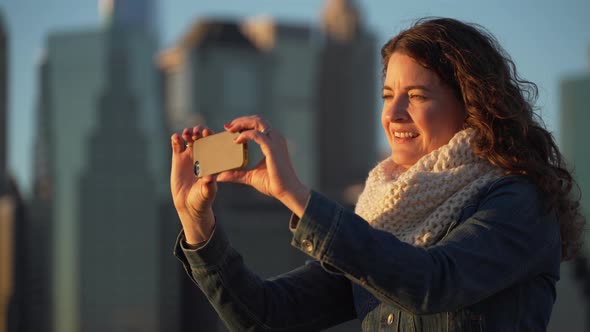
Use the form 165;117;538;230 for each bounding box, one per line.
0;10;7;192
317;0;376;205
547;69;590;332
35;5;174;331
0;12;43;332
560;74;590;246
75;28;160;332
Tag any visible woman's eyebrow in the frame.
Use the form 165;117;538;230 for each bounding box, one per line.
404;85;431;92
382;84;431;91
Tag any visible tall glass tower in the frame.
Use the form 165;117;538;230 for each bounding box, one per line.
100;0;158;36
0;10;7;193
546;66;590;332
36;1;169;331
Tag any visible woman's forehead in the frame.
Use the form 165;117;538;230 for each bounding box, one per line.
383;53;442;89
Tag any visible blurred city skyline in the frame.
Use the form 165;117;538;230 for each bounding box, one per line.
3;0;590;197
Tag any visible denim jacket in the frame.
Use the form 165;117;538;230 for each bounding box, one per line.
174;175;561;331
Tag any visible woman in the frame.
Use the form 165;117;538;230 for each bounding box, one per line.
169;18;585;331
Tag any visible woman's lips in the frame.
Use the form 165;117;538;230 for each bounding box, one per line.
392;131;420;143
393;131;419;138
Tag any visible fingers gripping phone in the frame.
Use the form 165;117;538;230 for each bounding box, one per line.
192;131;248;178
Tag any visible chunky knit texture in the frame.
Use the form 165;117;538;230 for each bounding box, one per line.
355;129;503;247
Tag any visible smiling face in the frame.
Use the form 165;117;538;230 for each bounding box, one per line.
381;52;466;170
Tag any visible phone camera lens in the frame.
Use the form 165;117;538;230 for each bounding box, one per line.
194;161;200;176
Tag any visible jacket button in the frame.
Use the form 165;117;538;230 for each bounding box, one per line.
301;239;313;253
387;313;394;325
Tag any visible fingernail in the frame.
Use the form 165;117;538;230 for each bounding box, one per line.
224;123;231;128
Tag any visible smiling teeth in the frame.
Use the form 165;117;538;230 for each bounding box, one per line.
394;132;418;138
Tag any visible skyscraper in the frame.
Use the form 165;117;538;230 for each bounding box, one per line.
318;0;377;204
0;17;37;331
546;61;590;332
550;59;590;331
560;72;590;244
0;11;40;332
0;10;7;193
1;178;28;332
43;28;107;332
97;0;166;196
241;18;322;191
100;0;158;36
34;2;169;331
25;54;54;332
77;27;160;332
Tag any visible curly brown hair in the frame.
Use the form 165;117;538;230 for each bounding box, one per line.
381;17;585;261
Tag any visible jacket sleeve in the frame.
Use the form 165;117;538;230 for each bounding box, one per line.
174;222;356;332
290;175;561;314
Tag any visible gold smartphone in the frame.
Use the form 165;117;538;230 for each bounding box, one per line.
192;131;248;178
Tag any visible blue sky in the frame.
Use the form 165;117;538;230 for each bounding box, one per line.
2;0;589;196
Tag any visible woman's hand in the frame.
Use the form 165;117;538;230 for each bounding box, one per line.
217;115;310;217
170;126;216;244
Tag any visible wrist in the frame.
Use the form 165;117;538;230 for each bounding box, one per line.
178;208;216;244
278;183;310;218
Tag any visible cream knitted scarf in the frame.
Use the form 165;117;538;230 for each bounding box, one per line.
355;129;503;247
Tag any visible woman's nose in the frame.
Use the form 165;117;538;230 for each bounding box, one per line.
384;98;410;122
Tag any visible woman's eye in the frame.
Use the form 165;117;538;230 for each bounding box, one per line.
381;95;393;100
410;94;426;101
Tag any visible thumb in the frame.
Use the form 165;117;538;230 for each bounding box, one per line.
201;174;217;184
199;175;218;199
217;169;250;185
